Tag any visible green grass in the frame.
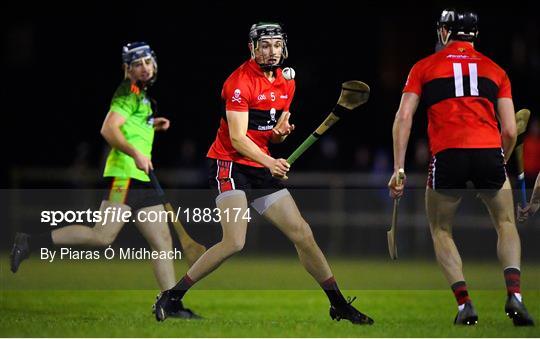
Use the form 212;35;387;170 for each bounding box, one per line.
1;256;539;337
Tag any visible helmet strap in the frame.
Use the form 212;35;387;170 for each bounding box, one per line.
437;27;451;46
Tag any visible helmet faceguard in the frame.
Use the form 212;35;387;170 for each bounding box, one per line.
437;9;479;47
249;22;288;72
122;42;158;87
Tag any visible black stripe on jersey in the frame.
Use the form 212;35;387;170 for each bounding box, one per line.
247;108;283;131
422;77;499;108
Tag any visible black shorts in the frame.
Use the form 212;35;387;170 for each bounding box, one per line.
208;158;284;198
103;177;163;211
427;148;507;191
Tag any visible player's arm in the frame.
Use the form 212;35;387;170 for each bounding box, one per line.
389;92;420;197
272;83;296;144
100;111;153;173
529;172;540;212
153;117;170;132
496;98;517;163
518;172;540;222
271;111;295;144
227;110;289;177
392;92;420;171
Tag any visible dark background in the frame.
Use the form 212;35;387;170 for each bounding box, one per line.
3;1;539;186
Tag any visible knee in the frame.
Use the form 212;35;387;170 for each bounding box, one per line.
222;237;245;255
151;229;173;251
291;222;315;247
430;226;451;241
95;232;116;247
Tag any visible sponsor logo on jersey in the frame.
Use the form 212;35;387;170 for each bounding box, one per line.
257;94;267;101
268;108;277;124
446;54;480;60
259;108;278;130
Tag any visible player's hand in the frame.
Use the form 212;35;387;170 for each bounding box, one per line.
273;112;295;137
270;158;290;180
153;117;170;131
517;202;539;223
133;150;153;174
388;170;406;199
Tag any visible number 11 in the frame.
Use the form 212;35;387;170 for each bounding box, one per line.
453;63;478;97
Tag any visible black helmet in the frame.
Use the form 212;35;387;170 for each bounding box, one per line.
249;22;288;71
122;41;158;86
437;9;479;45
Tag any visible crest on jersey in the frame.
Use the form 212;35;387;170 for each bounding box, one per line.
232;89;242;103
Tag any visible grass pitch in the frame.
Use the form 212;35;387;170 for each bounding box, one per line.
1;256;539;337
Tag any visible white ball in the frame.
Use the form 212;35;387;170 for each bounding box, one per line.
282;67;295;80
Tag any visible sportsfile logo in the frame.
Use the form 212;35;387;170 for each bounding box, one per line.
40;206;251;226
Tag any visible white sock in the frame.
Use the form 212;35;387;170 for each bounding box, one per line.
458;303;466;311
514;293;522;303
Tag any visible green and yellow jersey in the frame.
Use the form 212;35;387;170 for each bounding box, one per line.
103;80;154;182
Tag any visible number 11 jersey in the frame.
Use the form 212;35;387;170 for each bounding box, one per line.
403;41;512;155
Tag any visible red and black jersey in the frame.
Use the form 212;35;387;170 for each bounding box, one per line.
207;59;295;167
403;41;512;155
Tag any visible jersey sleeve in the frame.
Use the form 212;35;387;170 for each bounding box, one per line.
223;76;251;112
284;80;296;111
497;72;512;98
109;88;137;119
402;61;424;96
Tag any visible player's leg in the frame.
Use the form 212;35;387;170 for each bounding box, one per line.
51;178;133;246
134;205;176;291
252;188;373;325
124;178;179;292
180;190;249;286
154;160;249;321
254;190;330;281
472;149;521;270
426;188;478;325
52;200;130;246
425;188;463;283
126;177;200;319
154;190;249;321
185;190;249;281
478;179;520;270
425;150;477;325
10;199;129;273
136;204;200;320
476;177;534;325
